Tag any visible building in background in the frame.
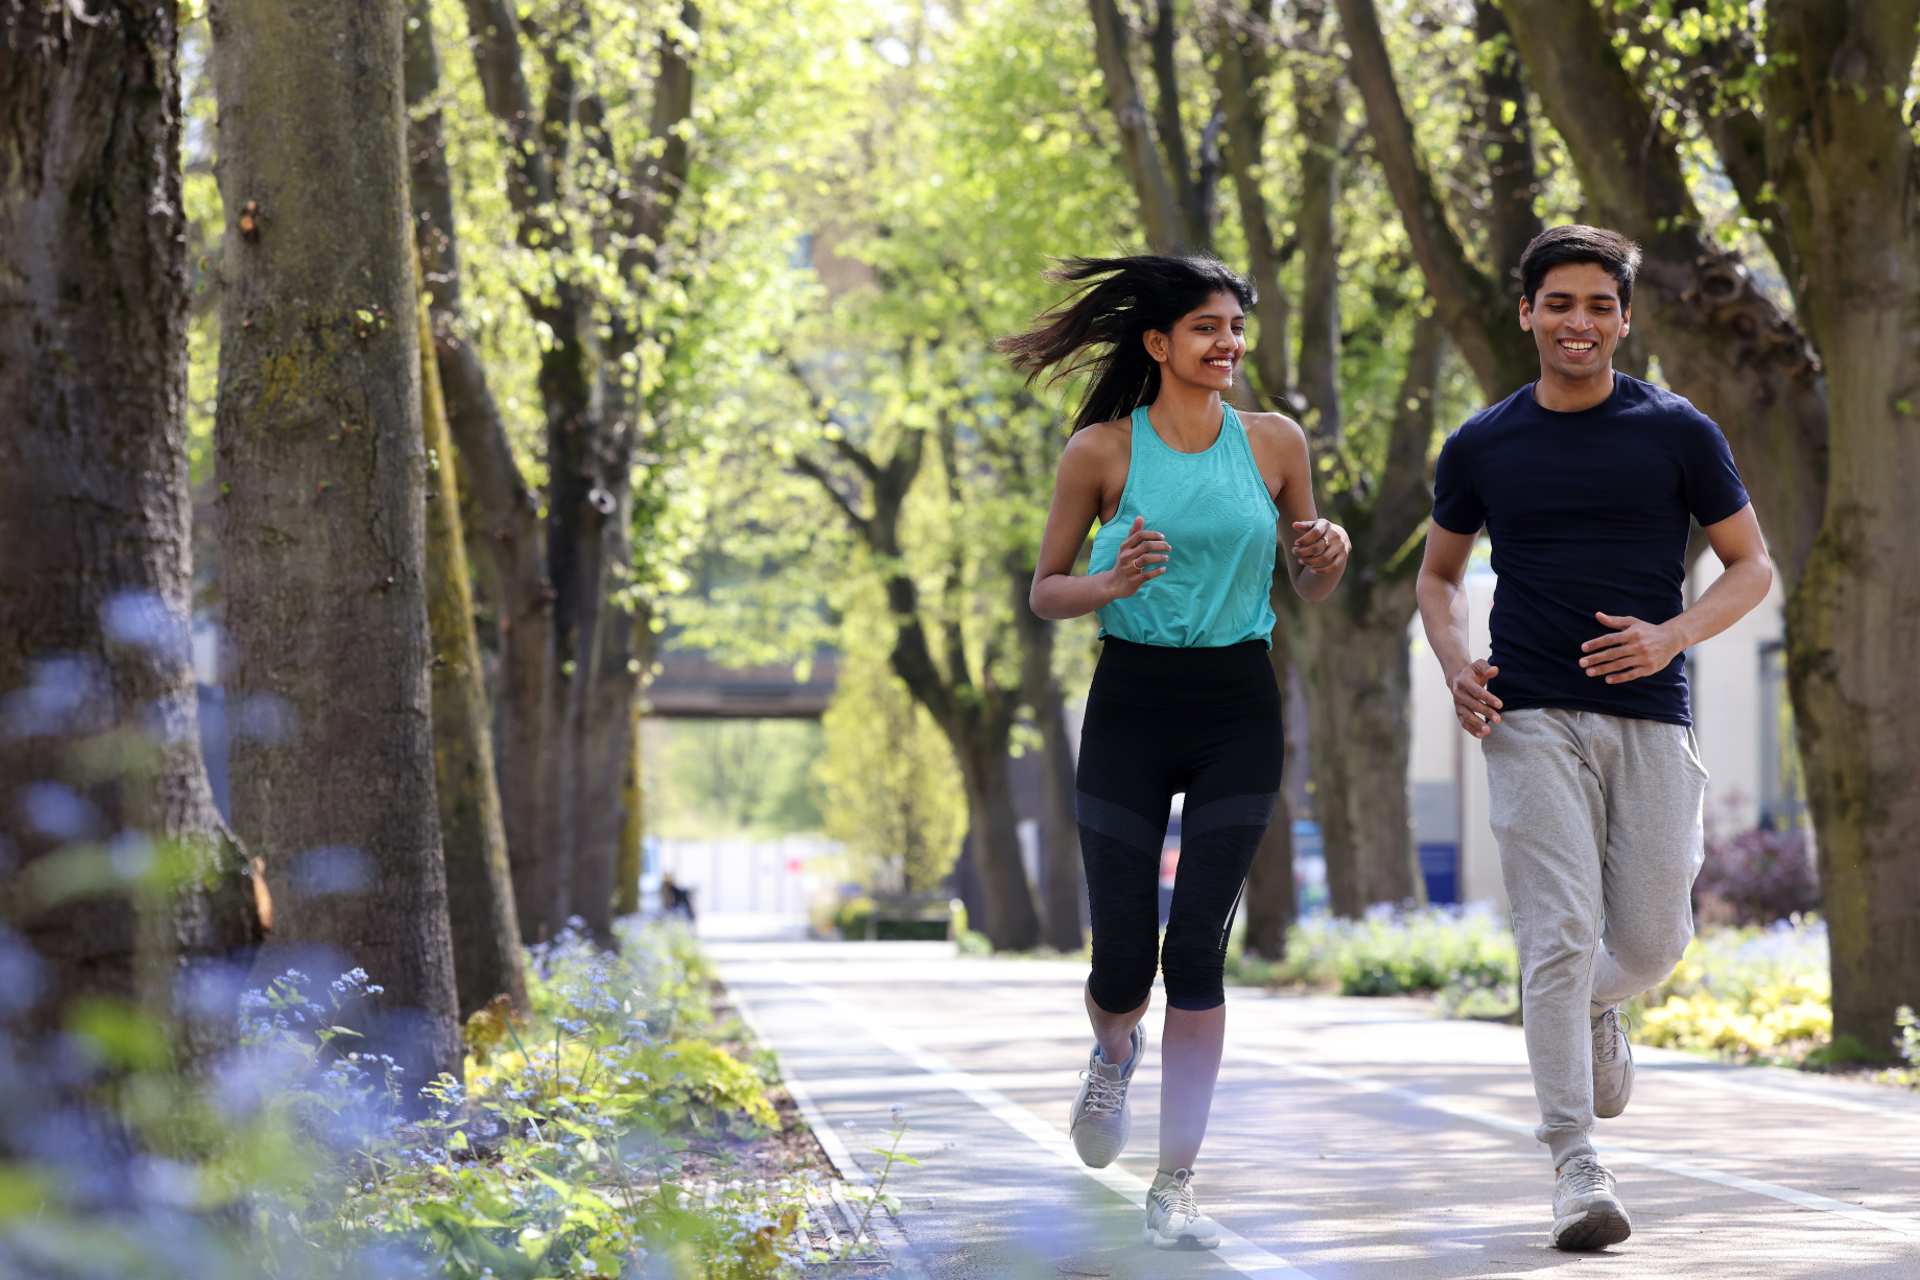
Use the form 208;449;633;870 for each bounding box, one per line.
1410;553;1794;914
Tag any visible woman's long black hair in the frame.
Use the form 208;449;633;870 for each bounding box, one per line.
996;254;1256;435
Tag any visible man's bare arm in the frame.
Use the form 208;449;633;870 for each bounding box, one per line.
1417;524;1502;738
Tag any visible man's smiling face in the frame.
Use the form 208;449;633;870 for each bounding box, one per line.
1520;261;1630;384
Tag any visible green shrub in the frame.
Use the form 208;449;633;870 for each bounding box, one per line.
1267;905;1518;997
0;920;817;1279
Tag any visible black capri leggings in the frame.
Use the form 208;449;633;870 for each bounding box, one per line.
1077;638;1283;1013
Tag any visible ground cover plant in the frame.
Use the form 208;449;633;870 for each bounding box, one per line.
0;921;858;1279
1230;907;1915;1079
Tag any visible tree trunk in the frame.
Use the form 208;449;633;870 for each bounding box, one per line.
1240;589;1296;959
210;0;461;1090
572;539;642;945
418;295;528;1018
0;0;262;1064
614;655;649;919
953;724;1042;951
403;0;558;945
1295;578;1423;915
1013;575;1085;953
1498;0;1828;583
1762;0;1920;1057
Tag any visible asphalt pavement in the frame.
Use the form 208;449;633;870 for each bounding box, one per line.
710;935;1920;1280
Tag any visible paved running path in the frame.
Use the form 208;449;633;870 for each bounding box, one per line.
711;937;1920;1280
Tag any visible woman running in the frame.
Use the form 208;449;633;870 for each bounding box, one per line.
1001;255;1348;1249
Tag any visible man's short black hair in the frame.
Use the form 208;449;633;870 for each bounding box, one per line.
1518;224;1642;308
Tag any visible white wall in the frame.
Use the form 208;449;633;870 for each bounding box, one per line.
1408;552;1789;910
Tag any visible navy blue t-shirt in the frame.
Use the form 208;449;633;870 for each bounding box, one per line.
1431;372;1750;725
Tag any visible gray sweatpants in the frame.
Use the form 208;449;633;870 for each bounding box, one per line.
1482;708;1708;1168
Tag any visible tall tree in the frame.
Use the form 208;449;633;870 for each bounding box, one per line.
1088;0;1302;942
1497;0;1915;1056
1211;0;1454;914
0;0;262;1063
785;358;1044;950
405;0;559;946
417;292;529;1018
209;0;461;1087
411;0;701;943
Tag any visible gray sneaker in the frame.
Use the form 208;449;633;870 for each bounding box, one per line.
1592;1006;1634;1119
1551;1155;1631;1251
1144;1167;1222;1249
1068;1023;1142;1168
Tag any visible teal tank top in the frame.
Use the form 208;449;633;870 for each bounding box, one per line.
1087;404;1280;648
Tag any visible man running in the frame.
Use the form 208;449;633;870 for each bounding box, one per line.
1416;224;1773;1251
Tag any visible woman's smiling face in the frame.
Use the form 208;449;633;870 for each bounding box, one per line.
1147;290;1246;390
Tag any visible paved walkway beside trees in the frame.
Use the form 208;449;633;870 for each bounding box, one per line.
714;939;1920;1280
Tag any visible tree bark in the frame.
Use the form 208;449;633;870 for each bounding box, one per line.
209;0;461;1089
0;0;262;1064
1759;0;1920;1057
405;0;558;945
1240;588;1296;959
1013;567;1085;953
1294;579;1424;914
417;294;528;1018
571;523;642;945
613;629;652;919
954;723;1040;951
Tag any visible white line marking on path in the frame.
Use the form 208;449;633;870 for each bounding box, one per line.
728;979;875;1186
765;980;1321;1280
1240;1050;1920;1241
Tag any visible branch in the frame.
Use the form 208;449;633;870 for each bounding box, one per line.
1474;0;1543;286
1609;3;1799;294
1332;0;1533;398
1212;0;1292;407
790;452;871;541
1365;314;1446;573
408;0;547;614
1088;0;1188;251
633;4;697;259
1501;0;1828;582
1295;36;1342;445
1148;0;1202;243
459;0;562;242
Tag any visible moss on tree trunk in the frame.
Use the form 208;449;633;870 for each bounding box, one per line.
210;0;460;1091
0;0;262;1067
418;294;528;1018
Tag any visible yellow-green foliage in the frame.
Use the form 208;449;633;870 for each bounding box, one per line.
814;587;966;895
1626;920;1834;1062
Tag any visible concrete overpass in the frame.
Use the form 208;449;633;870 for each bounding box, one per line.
645;647;838;719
